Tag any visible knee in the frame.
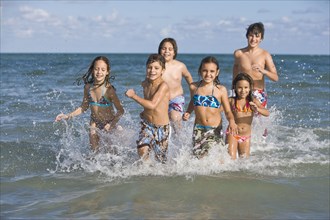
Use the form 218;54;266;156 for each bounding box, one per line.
137;145;149;157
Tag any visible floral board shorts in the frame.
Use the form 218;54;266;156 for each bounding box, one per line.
137;119;170;163
252;89;268;107
168;95;185;114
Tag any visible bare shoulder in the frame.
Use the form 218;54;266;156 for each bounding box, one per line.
234;48;245;57
160;80;169;89
260;47;269;54
190;81;199;90
106;83;116;94
264;50;274;61
105;82;113;89
155;80;169;93
215;84;227;92
173;59;187;68
141;79;148;87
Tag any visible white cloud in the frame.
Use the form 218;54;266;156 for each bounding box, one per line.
20;6;50;22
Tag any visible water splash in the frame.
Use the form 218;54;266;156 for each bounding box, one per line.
51;108;329;181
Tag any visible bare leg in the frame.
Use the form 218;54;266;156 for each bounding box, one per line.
89;128;100;152
226;135;238;160
169;110;182;134
89;122;100;152
137;145;150;161
238;139;251;158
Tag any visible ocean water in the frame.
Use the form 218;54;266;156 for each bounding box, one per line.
0;53;329;219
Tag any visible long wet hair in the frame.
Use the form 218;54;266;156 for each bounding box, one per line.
198;56;221;85
76;56;112;86
232;72;254;101
158;38;178;59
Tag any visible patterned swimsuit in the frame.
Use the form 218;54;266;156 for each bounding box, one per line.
192;82;224;158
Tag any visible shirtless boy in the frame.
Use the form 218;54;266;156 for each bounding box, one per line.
233;22;278;136
158;38;193;132
126;54;170;163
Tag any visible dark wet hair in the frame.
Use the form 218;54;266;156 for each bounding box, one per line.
158;38;178;59
246;22;264;40
198;56;221;85
76;56;112;86
232;72;254;101
146;54;166;69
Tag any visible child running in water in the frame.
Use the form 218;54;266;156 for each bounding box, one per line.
158;38;193;133
183;56;237;159
126;54;170;163
226;73;269;159
55;56;124;152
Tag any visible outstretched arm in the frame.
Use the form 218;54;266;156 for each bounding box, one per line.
55;85;89;121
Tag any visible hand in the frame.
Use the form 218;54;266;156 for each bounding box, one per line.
251;64;265;75
228;121;238;135
125;89;135;98
104;123;111;132
55;113;69;122
249;101;258;112
182;112;190;121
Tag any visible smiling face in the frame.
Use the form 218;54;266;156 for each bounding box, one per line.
146;61;164;81
160;41;176;62
247;31;262;48
92;60;109;84
199;62;219;84
235;79;251;99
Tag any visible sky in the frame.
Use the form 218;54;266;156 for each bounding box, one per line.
1;0;329;55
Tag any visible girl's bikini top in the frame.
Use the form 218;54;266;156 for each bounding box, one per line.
88;83;112;107
193;82;221;109
232;98;252;112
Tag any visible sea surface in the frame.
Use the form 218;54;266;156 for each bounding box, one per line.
0;53;329;219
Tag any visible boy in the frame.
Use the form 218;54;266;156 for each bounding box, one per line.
158;38;193;133
233;22;278;105
126;54;170;163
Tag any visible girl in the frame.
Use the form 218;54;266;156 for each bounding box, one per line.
226;72;269;159
183;56;237;159
55;56;124;152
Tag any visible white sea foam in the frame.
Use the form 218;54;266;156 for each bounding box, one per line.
52;107;329;181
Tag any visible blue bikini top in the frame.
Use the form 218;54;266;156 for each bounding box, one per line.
193;82;221;108
88;83;112;107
